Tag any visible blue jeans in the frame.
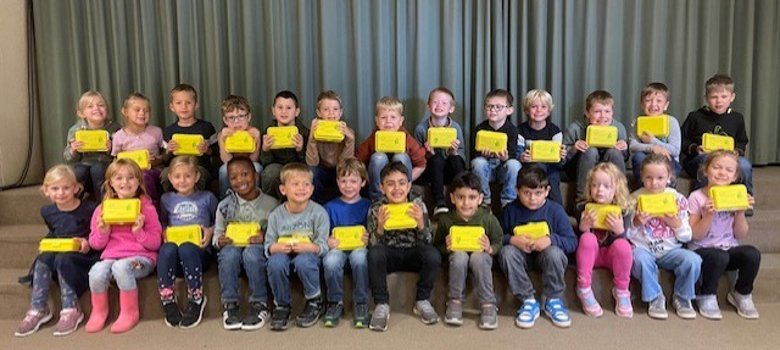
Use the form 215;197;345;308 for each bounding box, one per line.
448;251;496;304
157;242;209;301
217;245;268;304
683;153;753;193
470;157;521;206
368;152;412;202
499;245;568;300
631;152;682;185
218;161;263;198
323;248;369;305
267;253;322;306
312;165;337;204
631;247;701;302
89;256;154;292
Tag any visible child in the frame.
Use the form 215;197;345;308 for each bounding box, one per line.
15;165;99;337
85;159;162;333
265;163;330;330
63;91;120;201
575;162;634;318
498;167;577;328
212;156;279;331
681;74;753;194
305;90;356;204
627;153;700;320
367;162;441;331
628;83;682;186
563;90;629;202
688;150;760;320
356;96;427;202
433;172;502;329
157;156;218;328
413;87;466;215
470;89;522;207
517;89;566;205
111;92;165;202
322;158;371;327
260;90;310;199
217;95;263;197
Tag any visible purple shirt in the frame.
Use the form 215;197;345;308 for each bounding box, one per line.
112;126;164;157
687;189;739;250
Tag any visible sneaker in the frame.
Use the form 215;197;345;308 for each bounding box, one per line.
15;308;53;337
433;205;449;216
222;302;242;330
647;295;668;320
353;303;369;328
369;303;390;332
162;300;182;327
444;299;463;326
323;302;344;327
728;291;759;319
612;288;634;318
413;300;440;325
296;297;324;328
697;295;723;320
672;296;697;320
544;298;571;328
576;287;603;318
479;303;498;330
52;307;84;336
241;301;269;330
270;305;291;331
514;298;540;329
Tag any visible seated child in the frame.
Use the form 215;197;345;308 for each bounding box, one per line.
260;90;310;199
217;95;262;197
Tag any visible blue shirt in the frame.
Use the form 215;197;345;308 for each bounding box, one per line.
499;199;577;254
324;197;371;228
160;191;219;229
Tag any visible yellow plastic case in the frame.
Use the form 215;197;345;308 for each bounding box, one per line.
117;149;150;170
584;203;622;230
277;234;312;245
313;120;345;142
165;225;202;246
449;226;484;252
636;115;670;137
267;126;299;149
74;130;110;152
39;238;81;252
710;184;749;212
383;203;417;230
702;133;735;152
513;222;550;240
102;198;141;224
530;140;561;163
225;222;259;247
375;131;406;153
332;225;366;250
171;134;204;156
427;127;457;149
475;130;507;153
224;130;256;153
586;125;618;148
638;192;678;216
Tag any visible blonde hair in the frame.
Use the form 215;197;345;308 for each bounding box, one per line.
375;96;404;117
280;162;313;184
337;157;368;182
316;90;343;109
700;150;741;184
102;159;148;201
76;91;110;119
168;155;199;174
583;162;632;211
221;94;251;115
122;92;150;110
41;164;82;197
522;89;555;115
705;74;735;95
585;90;614;112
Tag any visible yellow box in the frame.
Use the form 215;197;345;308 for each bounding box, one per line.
427;127;457;149
313;120;345;142
584;203;622;230
333;225;366;250
225;222;259;247
102;198;141;224
638;193;678;216
530;141;561;163
165;224;202;246
117;149;150;170
267;126;299;149
172;134;204;156
277;234;312;245
710;184;749;212
586;125;618;148
74;130;110;152
636;115;670;138
383;203;417;230
450;226;484;252
702;133;735;152
475;130;507;153
39;238;81;252
513;222;550;240
375;131;406;153
225;130;256;153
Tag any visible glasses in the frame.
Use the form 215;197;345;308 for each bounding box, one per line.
484;104;509;112
225;114;249;122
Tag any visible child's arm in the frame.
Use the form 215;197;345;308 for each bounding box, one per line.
89;206;110;250
689;194;715;241
340;125;356;161
212;203;229;248
733;195;754;239
63;125;82;162
311;208;330;255
305;128;319;166
668;193;692;242
485;214;504;255
407;134;428;181
432;219;448;255
248;127;261;162
217;129;233;163
550;205;578;254
680;111;701;157
562;121;586;160
133;197;163;251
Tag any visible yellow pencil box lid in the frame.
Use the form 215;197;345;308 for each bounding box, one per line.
277;234;312;245
102;198;141;224
475;130;507;153
427;127;457;149
39;238;81;253
530;140;561;163
313;120;345;142
165;224;202;246
267;126;299;149
584;203;622;230
225;222;259;247
383;203;417;230
586;125;618;148
375;130;406;153
117;149;150;170
74;130;110;152
702;133;735;152
171;133;204;156
513;222;550;240
224;130;256;153
332;225;366;250
709;184;749;212
636;115;670;138
638;192;678;216
449;226;484;252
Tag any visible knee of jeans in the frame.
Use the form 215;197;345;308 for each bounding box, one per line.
540;245;566;263
682;252;703;270
323;250;345;269
294;253;320;269
468;252;492;269
110;260;135;281
504;159;521;173
219;246;241;264
178;243;201;261
349;249;368;266
242;246;265;264
370;152;389;165
471;157;488;170
581;147;599;159
449;251;469;266
267;254;290;272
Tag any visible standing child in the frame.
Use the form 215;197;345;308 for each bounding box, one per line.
688;150;760;320
575;162;634;318
85;159;162;334
217;95;263;197
157;156;218;328
260;91;310;199
15;165;99;337
629;82;682;185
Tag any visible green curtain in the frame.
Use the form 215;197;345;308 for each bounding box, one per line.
33;0;780;168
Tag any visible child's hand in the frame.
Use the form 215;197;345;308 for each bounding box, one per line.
445;233;453;252
448;139;460;156
579;209;596;232
220;128;236;141
423;141;435;155
520;149;532;163
509;235;532;253
361;228;369;245
77;237;90;254
615;140;628;151
310;119;320;133
480;148;493;158
132;214;146;234
96;217;110;234
633;211;651;227
650;145;671;159
261;134;274;151
659;213;682;229
201;226;214;248
606;212;624;235
639;132;654;144
341;123;355;141
736;195;756;216
167;139;179;154
496;149;509;161
69;139;84;155
248;230;265;245
701;199;716;217
249;128;261;141
197;140;209;154
408;203;425;230
696;145;705;155
529;236;551;252
327;236;339;249
292;242;318;254
559;144;567;159
376;206;389;235
217;235;233;248
479;234;492;253
574;140;589;152
293;134;304;151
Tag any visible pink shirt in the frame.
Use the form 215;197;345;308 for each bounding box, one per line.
687;189;739;250
89;195;162;263
111;126;164;157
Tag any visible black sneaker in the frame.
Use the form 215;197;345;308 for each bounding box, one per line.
296;297;324;328
222;302;242;330
180;296;207;329
241;301;269;331
270;305;291;331
323;302;343;327
353;303;369;328
162;300;182;328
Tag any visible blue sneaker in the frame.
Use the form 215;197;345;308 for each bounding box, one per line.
544;298;571;328
514;298;540;329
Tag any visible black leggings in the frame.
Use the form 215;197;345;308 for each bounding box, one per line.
696;245;761;295
368;243;442;304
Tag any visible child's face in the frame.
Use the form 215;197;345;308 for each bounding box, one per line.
706;88;735;115
78;97;108;127
167;165;200;196
586;102;613;126
337;172;365;201
316;99;343;121
169;91;198;121
705;155;739;187
44;178;80;207
375;110;404;131
449;187;483;220
227;162;258;199
110;166;140;199
589;170;616;204
641;163;671;194
122;99;150;129
223;108;251;131
525;99;551;123
279;172;314;204
272;97;300;126
428;91;455;119
641;92;669;116
379;171;411;204
484;96;513;124
518;185;549;210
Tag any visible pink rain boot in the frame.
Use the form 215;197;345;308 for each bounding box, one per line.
110;289;140;333
85;291;109;332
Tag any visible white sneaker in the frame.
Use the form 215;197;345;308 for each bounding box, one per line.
727;291;759;319
697;295;722;320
